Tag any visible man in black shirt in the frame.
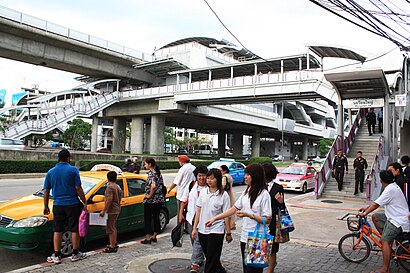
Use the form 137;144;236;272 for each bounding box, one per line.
388;162;410;210
366;108;377;136
353;151;368;195
332;149;348;191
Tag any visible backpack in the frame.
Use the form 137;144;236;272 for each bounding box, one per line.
182;181;196;217
223;175;231;191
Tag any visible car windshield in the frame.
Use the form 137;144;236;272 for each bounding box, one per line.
33;181;97;198
281;166;305;175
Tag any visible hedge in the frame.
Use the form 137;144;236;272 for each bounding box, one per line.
248;157;273;164
0;160;75;174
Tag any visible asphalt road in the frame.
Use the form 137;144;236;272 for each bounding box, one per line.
0;174;299;272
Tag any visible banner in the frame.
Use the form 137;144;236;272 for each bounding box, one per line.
0;89;5;108
11;91;28;106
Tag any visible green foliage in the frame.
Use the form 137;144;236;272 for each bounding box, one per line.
0;160;75;174
248;157;272;165
164;127;176;145
63;118;92;149
317;138;334;155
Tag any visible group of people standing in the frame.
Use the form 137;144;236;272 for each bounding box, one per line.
161;155;287;273
366;108;383;136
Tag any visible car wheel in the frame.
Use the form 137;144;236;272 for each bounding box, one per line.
302;183;307;194
60;231;73;256
159;208;169;233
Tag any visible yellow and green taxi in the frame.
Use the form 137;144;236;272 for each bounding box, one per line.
0;164;177;255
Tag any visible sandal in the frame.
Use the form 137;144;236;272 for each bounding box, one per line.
102;246;118;253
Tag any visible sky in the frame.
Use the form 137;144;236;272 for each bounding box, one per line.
0;0;398;103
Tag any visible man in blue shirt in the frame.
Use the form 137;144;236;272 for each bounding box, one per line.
43;149;87;264
377;108;383;133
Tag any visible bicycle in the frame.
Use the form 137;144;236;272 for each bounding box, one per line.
338;213;410;271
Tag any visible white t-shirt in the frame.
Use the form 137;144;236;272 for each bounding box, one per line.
234;189;272;242
179;181;205;224
375;183;410;232
173;163;196;201
197;188;230;234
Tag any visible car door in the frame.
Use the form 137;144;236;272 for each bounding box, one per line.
123;177;146;231
306;167;316;189
229;163;239;183
86;178;126;239
236;163;245;184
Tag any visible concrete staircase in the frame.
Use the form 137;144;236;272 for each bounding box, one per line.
321;123;381;202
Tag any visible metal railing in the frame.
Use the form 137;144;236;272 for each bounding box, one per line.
314;109;364;199
365;135;384;201
0;5;151;62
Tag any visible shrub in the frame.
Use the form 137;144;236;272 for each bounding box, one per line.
0;160;75;174
248;157;273;165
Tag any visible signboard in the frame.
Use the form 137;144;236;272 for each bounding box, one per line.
0;89;5;108
343;98;384;109
395;94;406;107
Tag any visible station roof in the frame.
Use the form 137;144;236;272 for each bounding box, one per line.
133;58;190;77
160;37;260;61
169;54;321;81
324;69;390;100
307;45;367;63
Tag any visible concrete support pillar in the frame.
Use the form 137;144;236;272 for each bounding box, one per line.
149;115;165;155
130;116;144;154
91;115;99;153
232;132;243;158
400;120;410;158
112;117;126;154
218;131;226;158
145;124;151;154
302;137;309;160
251;130;261;157
384;95;391;158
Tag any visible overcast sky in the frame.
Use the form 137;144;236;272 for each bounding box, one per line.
0;0;398;99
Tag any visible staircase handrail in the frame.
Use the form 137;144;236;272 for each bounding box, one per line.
314;109;365;199
365;135;384;201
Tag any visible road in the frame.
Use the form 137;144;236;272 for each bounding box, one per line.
0;174;299;272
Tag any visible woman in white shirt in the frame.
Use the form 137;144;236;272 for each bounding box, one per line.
192;168;232;273
206;164;272;273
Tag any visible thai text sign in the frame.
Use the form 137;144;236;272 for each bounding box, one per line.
343;98;384;109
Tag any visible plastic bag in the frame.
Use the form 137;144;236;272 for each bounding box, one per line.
78;209;89;237
244;217;274;268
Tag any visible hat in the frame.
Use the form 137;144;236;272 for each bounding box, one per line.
178;155;190;163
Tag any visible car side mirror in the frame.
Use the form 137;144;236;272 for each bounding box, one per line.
92;195;104;203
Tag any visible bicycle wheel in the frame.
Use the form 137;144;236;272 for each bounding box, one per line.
338;233;371;263
396;241;410;271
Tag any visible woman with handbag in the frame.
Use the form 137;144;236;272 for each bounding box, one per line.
141;157;165;244
206;163;272;273
263;163;286;273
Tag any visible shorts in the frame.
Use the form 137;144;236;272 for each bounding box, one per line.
106;214;119;234
53;203;82;232
271;242;279;254
382;220;402;243
374;212;387;230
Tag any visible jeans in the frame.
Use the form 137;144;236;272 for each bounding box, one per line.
188;223;204;265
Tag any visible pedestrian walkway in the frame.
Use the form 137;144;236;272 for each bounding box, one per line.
10;194;407;273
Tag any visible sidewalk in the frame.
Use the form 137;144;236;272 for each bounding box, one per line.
10;193;407;273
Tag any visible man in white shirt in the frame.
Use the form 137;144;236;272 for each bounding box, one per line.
168;155;196;222
358;170;410;273
178;165;208;273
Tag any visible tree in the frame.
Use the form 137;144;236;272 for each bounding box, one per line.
63;118;92;149
317;138;334;156
164;126;176;144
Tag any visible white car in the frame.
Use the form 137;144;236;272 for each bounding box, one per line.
0;138;26;150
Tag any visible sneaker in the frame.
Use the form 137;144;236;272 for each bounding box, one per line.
190;264;200;273
71;252;87;262
46;253;61;264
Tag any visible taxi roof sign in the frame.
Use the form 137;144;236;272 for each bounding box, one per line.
91;164;123;174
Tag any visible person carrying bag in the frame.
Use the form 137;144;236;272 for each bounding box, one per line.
244;217;274;268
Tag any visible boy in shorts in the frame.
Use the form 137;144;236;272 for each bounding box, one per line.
358;170;410;273
99;171;122;253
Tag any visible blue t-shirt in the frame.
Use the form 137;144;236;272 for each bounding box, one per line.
43;162;82;206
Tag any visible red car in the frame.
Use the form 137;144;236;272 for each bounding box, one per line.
96;147;112;153
275;163;316;193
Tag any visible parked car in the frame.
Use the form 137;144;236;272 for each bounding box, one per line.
0;164;177;255
272;155;284;161
274;163;316;193
96;147;111;153
0;138;26;150
208;158;246;184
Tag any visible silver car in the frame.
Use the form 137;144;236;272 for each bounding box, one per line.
0;138;26;150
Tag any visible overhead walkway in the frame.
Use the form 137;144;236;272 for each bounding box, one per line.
1;69;337;139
